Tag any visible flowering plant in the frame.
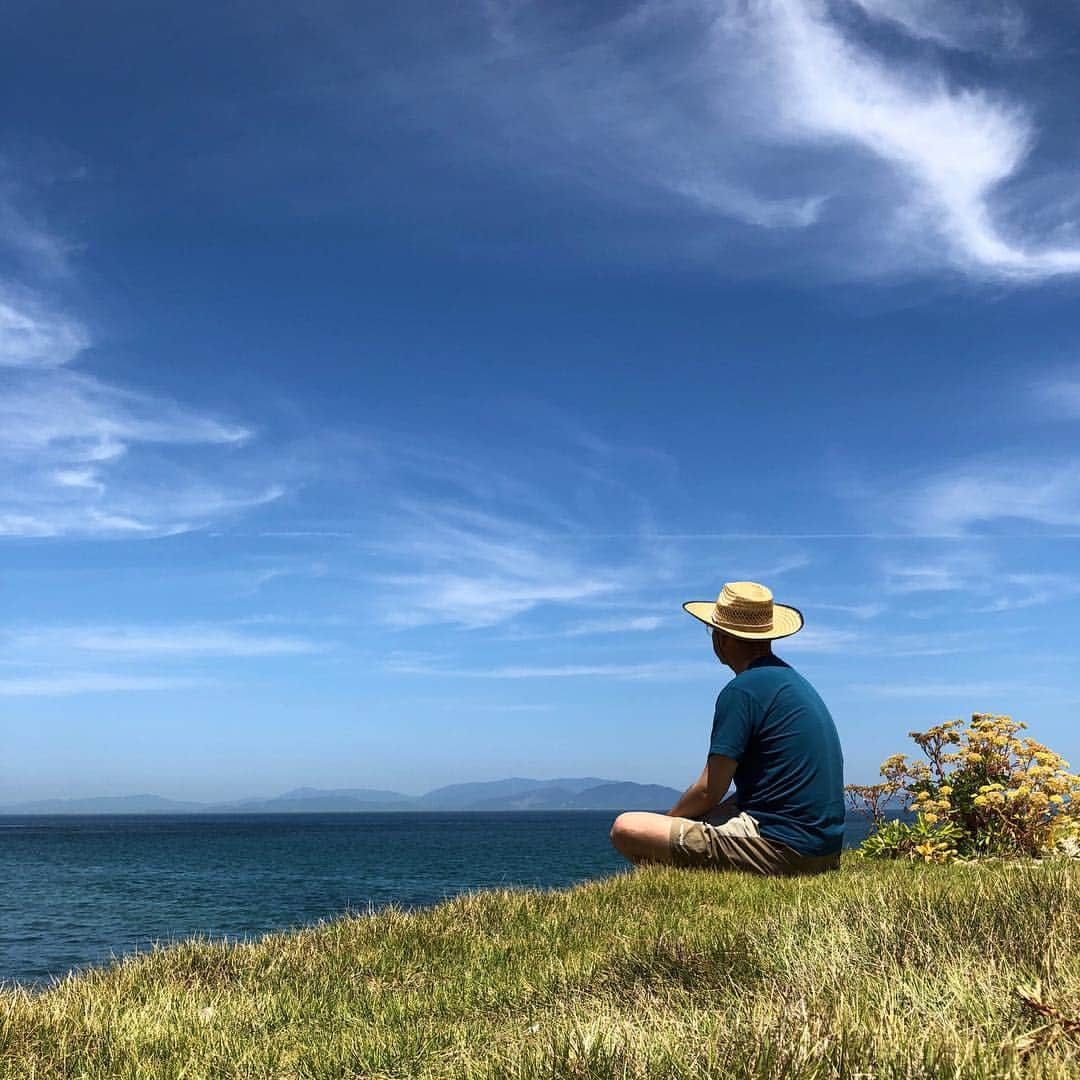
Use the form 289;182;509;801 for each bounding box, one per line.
846;713;1080;862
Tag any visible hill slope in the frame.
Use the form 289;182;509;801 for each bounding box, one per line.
4;858;1077;1077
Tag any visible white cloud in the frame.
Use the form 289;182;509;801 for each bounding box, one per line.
848;1;1025;51
1030;371;1080;419
374;501;618;629
977;572;1080;613
6;625;326;658
464;1;1080;279
0;673;211;697
895;459;1080;534
870;543;1080;619
460;1;835;233
849;679;1026;700
882;561;971;593
0;288;282;538
0;167;286;540
0;292;87;367
564;614;665;637
365;479;672;629
385;657;709;680
763;0;1080;278
0;176;77;277
810;601;884;620
782;625;863;652
380;572;614;629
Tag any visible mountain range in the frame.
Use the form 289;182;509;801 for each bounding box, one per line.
0;777;683;815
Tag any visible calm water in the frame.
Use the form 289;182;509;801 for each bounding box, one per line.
1;812;874;987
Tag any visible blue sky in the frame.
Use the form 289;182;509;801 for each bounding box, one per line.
4;0;1080;802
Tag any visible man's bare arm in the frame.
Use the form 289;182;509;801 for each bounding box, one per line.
667;754;737;819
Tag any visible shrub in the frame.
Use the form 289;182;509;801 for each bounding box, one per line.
847;712;1080;862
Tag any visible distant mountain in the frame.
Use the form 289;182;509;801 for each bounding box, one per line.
469;786;578;811
469;782;681;812
209;787;412;813
415;777;613;810
0;794;205;815
275;786;413;804
566;783;681;811
0;778;675;815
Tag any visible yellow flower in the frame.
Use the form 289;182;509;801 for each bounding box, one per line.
1050;795;1065;804
939;785;953;796
923;813;939;824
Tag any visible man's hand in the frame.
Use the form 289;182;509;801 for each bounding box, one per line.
667;754;737;819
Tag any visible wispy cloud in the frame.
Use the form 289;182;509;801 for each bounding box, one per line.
563;614;666;637
810;601;885;620
882;560;972;594
875;545;1080;617
5;625;327;659
760;1;1080;278
976;572;1080;613
0;673;211;697
443;1;1080;279
361;430;681;629
0;258;283;539
0;168;78;277
847;1;1025;52
1030;368;1080;420
385;656;709;680
887;457;1080;535
0;291;87;367
783;626;864;653
373;500;618;629
850;679;1024;700
463;1;829;233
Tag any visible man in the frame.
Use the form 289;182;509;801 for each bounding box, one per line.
610;581;845;876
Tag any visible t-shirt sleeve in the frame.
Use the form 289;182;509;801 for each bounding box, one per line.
709;684;758;761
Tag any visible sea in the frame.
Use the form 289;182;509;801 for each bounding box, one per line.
0;811;875;988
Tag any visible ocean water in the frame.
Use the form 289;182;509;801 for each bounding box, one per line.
1;812;875;987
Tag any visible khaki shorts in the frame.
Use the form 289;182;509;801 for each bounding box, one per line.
668;797;840;877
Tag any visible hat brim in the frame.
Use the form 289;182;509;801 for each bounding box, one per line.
682;600;803;640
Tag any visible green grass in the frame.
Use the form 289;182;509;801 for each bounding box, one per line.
2;857;1077;1078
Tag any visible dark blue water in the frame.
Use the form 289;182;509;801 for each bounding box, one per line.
1;812;875;987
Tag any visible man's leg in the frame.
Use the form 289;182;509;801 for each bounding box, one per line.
609;811;678;865
609;798;739;865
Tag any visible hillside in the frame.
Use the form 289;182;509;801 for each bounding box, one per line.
3;858;1077;1078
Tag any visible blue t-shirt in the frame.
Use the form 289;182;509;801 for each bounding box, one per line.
709;655;845;857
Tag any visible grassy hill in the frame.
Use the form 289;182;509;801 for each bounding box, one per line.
2;857;1077;1078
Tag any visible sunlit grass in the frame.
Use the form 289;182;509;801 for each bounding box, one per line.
2;857;1077;1077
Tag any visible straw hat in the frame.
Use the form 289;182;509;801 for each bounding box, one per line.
682;581;803;640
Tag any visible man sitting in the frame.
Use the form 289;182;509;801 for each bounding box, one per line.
610;581;845;876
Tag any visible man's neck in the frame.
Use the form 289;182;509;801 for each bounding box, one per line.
728;648;773;675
